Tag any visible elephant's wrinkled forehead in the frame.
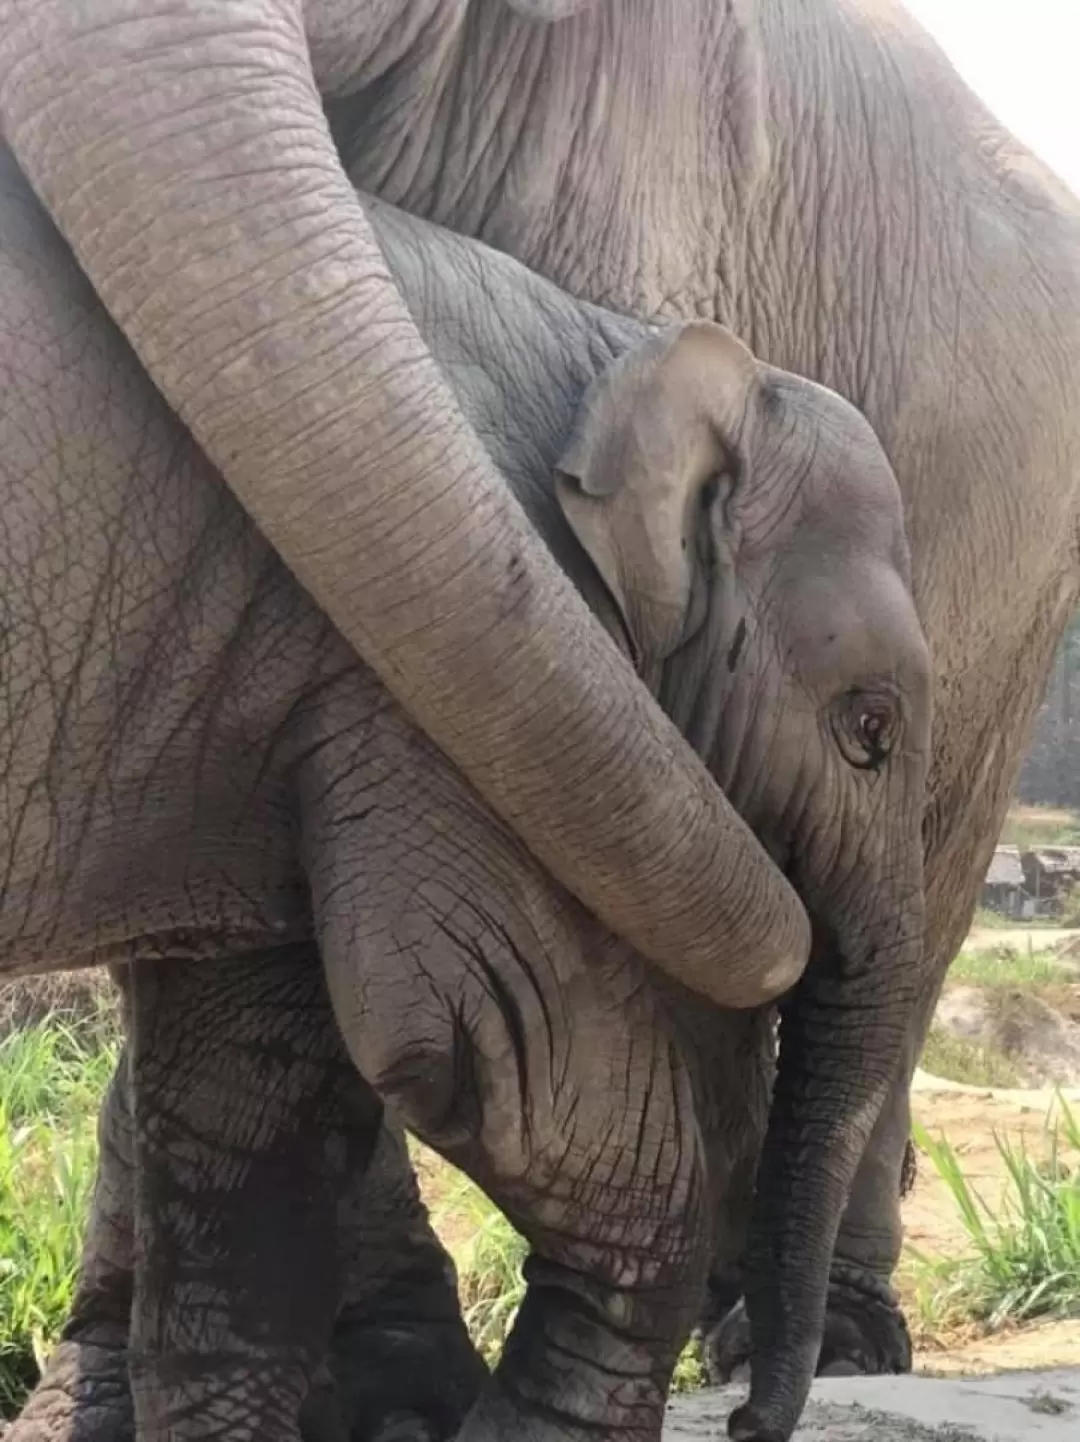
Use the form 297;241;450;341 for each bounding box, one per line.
760;369;908;563
755;374;930;697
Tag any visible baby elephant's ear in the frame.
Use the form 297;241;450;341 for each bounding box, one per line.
555;321;759;663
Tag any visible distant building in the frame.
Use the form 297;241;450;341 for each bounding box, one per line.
981;846;1030;919
1020;847;1080;916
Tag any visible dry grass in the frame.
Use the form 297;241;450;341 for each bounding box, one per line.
1007;804;1078;832
0;973;116;1040
999;804;1080;849
920;1029;1024;1090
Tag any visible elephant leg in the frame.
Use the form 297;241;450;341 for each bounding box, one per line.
5;1049;135;1442
325;1119;488;1442
9;954;483;1442
124;946;383;1442
812;1080;915;1378
654;993;774;1375
299;692;710;1442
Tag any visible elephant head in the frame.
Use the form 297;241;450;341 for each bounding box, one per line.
556;321;932;1442
0;0;807;1010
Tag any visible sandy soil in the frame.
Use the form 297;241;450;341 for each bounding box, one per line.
915;1319;1080;1377
963;927;1080;953
905;1077;1079;1263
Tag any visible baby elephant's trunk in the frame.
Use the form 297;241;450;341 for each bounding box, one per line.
729;876;925;1442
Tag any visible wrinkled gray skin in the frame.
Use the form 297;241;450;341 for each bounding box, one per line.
2;0;1079;1433
0;0;814;1044
9;959;488;1442
0;142;929;1442
0;24;1076;1422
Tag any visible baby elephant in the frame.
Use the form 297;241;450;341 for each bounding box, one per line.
0;144;929;1442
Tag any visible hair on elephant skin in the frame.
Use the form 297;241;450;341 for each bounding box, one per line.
0;118;933;1442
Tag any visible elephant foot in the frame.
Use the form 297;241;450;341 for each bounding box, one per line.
455;1387;663;1442
301;1362;450;1442
4;1338;133;1442
705;1262;912;1383
327;1317;488;1442
7;1325;479;1442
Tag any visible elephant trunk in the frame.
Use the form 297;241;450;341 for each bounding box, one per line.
0;0;808;1010
729;878;926;1442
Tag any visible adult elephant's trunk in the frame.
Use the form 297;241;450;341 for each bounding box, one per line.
0;0;808;1008
729;873;926;1442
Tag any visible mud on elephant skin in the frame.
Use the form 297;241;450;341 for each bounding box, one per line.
1;135;929;1442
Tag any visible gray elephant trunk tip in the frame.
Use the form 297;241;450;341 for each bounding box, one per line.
727;1404;789;1442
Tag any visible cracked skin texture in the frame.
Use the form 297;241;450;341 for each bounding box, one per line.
2;0;1080;1438
3;2;1079;1370
0;144;931;1440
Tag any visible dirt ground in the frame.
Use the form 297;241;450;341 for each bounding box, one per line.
963;927;1080;953
903;1075;1080;1376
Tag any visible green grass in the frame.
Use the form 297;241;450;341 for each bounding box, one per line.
1;1013;118;1124
971;907;1014;930
919;1028;1025;1090
970;909;1061;934
998;806;1080;850
909;1096;1080;1333
0;1003;121;1416
950;945;1074;989
433;1171;528;1369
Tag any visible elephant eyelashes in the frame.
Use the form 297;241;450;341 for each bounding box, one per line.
831;691;900;771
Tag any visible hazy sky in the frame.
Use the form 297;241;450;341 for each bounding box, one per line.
903;0;1079;193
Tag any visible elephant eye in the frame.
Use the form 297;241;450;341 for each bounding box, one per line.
832;690;900;772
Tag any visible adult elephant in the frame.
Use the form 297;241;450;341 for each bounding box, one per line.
0;0;810;1022
0;152;929;1442
2;0;1079;1432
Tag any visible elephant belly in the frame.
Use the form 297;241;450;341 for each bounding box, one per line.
0;149;342;979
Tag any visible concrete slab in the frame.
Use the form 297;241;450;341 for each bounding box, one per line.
665;1370;1080;1441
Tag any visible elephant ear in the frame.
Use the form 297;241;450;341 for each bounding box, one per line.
555;321;760;664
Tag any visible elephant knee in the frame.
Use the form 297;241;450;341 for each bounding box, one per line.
326;967;461;1145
